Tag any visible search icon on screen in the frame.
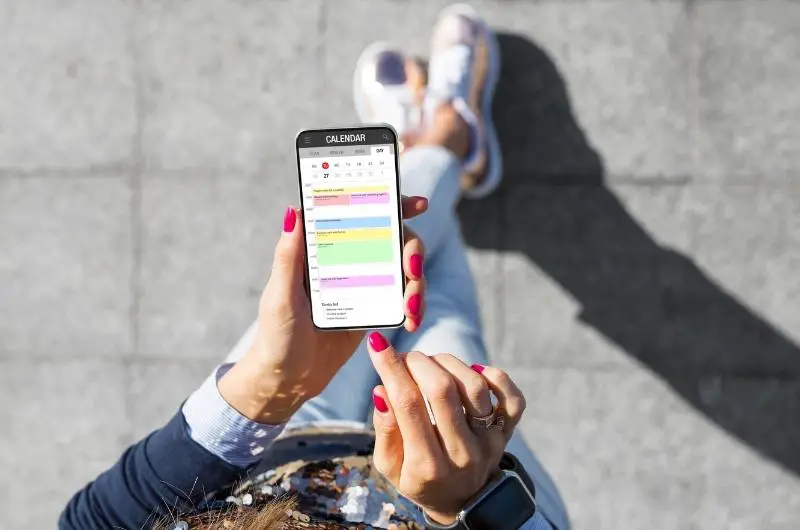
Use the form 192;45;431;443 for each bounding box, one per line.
382;133;391;142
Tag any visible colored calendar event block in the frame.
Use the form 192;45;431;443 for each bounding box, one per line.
314;195;351;206
317;240;394;266
320;275;395;289
313;186;387;195
316;217;391;230
316;228;392;243
350;192;390;205
313;185;390;207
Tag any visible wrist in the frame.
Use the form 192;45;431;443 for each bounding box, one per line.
217;356;306;424
424;468;538;530
422;469;501;528
424;509;459;527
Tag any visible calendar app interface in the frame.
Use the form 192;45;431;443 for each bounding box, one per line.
296;128;405;329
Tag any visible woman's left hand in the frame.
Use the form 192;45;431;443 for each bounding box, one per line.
367;333;527;526
218;197;427;425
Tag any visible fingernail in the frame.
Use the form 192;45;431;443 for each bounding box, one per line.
283;207;297;233
409;315;420;327
372;391;389;413
471;363;486;374
407;294;421;316
410;254;423;278
368;331;390;352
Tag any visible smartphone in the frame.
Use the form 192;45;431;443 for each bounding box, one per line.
295;125;406;330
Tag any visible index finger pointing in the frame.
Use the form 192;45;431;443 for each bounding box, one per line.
367;332;443;459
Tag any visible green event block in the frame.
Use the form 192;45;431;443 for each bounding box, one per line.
317;239;394;266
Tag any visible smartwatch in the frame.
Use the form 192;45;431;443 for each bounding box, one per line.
423;453;537;530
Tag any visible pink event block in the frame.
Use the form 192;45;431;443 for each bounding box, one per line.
320;275;395;288
315;194;351;206
350;192;390;205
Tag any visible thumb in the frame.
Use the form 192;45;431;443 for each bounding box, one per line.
269;207;305;295
372;385;403;483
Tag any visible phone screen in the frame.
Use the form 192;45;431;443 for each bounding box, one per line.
296;126;405;330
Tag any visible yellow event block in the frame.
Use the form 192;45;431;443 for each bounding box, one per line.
312;185;388;195
316;228;392;242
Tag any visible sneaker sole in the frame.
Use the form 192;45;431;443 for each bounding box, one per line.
441;4;503;199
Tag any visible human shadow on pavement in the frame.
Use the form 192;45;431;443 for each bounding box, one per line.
458;34;800;476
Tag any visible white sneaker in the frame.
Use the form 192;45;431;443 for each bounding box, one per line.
353;42;426;141
427;3;502;198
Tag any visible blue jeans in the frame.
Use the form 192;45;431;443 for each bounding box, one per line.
227;146;570;529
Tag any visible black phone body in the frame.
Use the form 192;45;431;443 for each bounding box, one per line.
295;125;406;331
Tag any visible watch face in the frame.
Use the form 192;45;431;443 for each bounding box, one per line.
464;476;536;529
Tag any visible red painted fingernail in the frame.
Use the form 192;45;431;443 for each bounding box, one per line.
283;207;297;233
368;331;390;352
471;364;486;374
409;254;423;278
372;391;389;413
409;315;420;327
407;294;421;316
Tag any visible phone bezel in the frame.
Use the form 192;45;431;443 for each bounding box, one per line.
294;124;407;331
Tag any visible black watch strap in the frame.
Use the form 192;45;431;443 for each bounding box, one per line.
500;452;561;530
424;453;539;530
499;452;537;498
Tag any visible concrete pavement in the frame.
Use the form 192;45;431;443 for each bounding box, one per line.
1;1;799;528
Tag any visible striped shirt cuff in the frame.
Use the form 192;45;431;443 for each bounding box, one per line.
181;363;286;468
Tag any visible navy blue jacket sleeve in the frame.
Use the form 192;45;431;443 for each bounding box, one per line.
59;411;247;530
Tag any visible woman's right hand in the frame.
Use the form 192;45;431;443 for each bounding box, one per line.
367;332;527;526
218;199;427;425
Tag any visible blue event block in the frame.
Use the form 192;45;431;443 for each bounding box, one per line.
315;216;392;230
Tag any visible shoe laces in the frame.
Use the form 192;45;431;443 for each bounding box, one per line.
428;44;472;101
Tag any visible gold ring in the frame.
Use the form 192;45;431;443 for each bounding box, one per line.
467;407;505;432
